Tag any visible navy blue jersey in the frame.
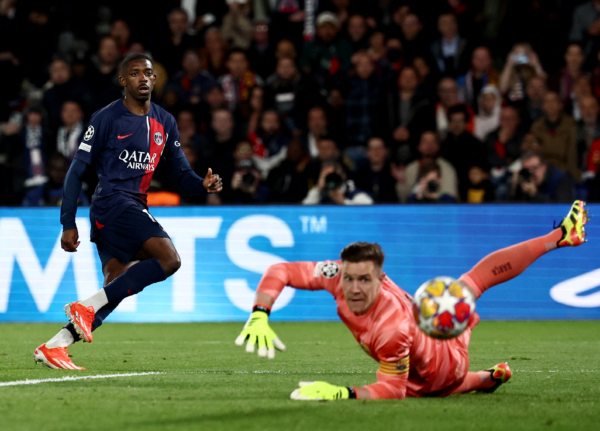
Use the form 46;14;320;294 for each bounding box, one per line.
74;99;184;226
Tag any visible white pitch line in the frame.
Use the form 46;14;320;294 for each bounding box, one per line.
0;372;163;387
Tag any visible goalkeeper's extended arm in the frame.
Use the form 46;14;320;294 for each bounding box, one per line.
235;262;326;359
290;373;408;401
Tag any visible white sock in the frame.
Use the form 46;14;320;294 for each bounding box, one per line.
46;328;75;349
81;288;109;312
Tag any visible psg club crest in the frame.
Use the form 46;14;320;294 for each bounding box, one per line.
154;132;163;145
83;126;94;141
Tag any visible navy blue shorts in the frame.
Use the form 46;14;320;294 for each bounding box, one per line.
90;204;170;269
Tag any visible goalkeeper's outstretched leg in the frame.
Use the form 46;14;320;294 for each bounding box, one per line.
460;200;588;300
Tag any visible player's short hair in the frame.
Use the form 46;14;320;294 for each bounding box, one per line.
120;53;153;73
340;242;385;271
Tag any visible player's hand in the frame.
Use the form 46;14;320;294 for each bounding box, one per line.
203;168;223;194
61;228;80;252
235;310;286;359
290;382;351;401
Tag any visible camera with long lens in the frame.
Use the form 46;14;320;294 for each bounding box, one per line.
426;180;440;193
518;167;533;183
324;172;344;191
237;159;256;187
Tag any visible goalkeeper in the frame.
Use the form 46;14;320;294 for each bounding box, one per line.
235;201;589;400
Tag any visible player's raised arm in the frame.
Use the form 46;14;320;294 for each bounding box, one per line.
235;261;332;359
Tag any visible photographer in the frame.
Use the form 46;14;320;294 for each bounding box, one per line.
511;150;574;203
302;163;373;205
229;140;263;204
407;162;457;203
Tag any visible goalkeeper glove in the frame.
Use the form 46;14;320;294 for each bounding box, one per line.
290;381;357;401
235;305;286;359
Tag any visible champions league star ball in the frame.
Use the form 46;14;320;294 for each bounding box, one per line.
412;276;475;339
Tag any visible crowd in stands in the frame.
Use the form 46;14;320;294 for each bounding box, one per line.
2;0;600;207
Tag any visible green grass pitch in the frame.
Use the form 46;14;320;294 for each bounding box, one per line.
1;321;599;431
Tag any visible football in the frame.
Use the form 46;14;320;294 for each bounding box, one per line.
412;276;476;339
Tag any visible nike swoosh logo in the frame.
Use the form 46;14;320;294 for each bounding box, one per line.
118;134;133;139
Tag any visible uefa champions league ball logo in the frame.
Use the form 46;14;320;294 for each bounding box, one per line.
83;126;94;141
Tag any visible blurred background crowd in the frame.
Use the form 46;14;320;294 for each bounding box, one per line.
2;0;600;207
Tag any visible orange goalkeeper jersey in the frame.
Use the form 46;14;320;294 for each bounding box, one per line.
258;260;479;399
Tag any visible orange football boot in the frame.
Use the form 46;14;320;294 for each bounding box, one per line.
34;344;85;370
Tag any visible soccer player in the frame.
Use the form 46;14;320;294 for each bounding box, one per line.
235;201;589;400
34;53;223;370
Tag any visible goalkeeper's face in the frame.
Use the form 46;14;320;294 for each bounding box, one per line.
341;260;385;315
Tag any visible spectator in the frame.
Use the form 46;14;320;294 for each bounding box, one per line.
275;39;298;63
199;109;238;200
346;14;370;53
301;106;330;158
429;13;471;78
219;49;264;114
299;12;353;88
42;56;95;133
239;85;264;137
577;95;600;171
22;152;89;207
153;8;199;78
407;161;457;203
412;77;475;140
303;162;373;205
247;110;291;178
530;92;580;181
441;105;488;201
465;165;495;203
266;138;310;203
499;42;546;103
516;75;547;129
398;131;458;203
84;36;122;106
56;101;85;160
511;150;574;203
176;110;203;149
110;19;132;55
457;47;499;113
354;137;398;203
343;51;387;149
304;136;353;187
247;20;276;80
368;31;387;63
0;0;22;120
569;0;600;58
388;66;428;152
325;87;348;142
0;106;53;204
398;13;427;64
264;57;319;129
412;56;437;99
221;0;254;50
484;105;524;169
167;49;217;110
200;28;228;78
474;85;501;142
549;44;586;106
566;75;594;121
228;140;264;204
